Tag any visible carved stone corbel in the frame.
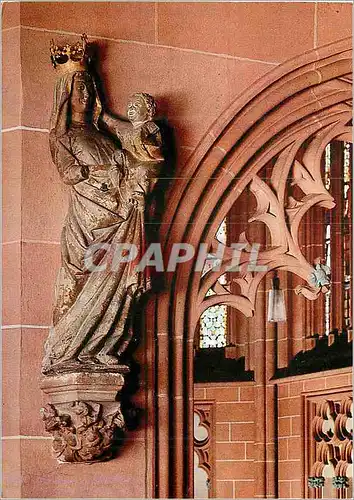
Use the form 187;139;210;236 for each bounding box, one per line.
40;372;126;463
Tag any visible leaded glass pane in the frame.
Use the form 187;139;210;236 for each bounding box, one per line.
343;142;352;329
324;144;332;335
324;143;331;190
323;141;352;333
200;219;228;348
199;304;227;348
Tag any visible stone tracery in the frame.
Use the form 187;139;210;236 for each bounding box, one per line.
309;395;353;498
197;119;350;323
193;402;215;497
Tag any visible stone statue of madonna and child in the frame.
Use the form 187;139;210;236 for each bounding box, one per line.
42;35;164;375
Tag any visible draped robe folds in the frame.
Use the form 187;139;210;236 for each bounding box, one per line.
42;72;162;374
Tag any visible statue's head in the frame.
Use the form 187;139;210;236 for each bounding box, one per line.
49;35;102;138
70;71;95;116
127;92;156;124
49;69;102;140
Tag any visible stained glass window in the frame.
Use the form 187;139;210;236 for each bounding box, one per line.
324;144;331;335
323;141;352;334
343;142;352;329
199;303;227;348
324;143;331;190
199;219;227;348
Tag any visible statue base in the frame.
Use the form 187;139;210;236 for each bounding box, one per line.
40;372;126;463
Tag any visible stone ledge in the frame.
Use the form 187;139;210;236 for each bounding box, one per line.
41;371;126;403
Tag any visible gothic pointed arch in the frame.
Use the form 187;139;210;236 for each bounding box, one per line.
150;37;352;498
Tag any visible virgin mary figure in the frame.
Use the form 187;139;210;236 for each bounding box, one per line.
42;62;163;374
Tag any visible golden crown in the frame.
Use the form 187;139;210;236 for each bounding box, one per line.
50;33;89;73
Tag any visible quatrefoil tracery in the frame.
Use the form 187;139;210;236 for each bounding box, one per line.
311;396;353;482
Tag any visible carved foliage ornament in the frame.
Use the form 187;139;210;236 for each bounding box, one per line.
308;476;325;489
332;476;350;489
41;402;125;463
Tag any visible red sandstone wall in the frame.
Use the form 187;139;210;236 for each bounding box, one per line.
2;2;352;498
